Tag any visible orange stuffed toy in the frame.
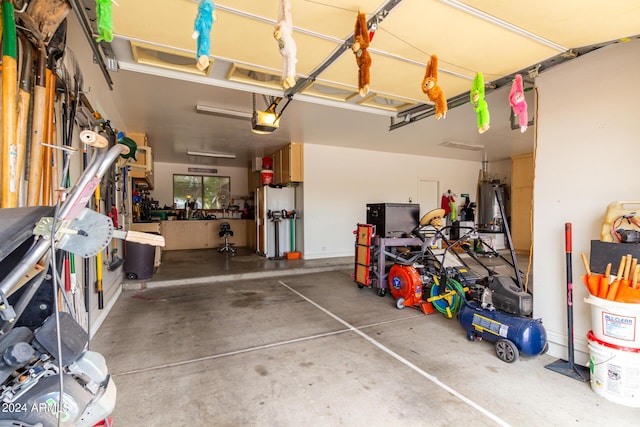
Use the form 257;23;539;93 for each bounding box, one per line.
352;12;371;97
421;55;447;120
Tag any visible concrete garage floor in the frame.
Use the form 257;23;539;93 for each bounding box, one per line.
93;249;637;426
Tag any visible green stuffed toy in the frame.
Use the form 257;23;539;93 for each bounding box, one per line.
471;72;490;134
95;0;113;43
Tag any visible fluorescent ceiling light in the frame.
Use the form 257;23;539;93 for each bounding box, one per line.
196;104;252;120
439;141;485;151
186;149;237;159
439;0;568;52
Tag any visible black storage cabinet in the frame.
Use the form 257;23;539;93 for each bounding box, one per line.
124;241;155;280
366;203;420;237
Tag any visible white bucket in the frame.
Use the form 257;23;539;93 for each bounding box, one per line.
584;295;640;348
587;331;640;407
260;170;274;185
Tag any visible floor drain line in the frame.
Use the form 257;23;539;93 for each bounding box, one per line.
113;328;351;377
112;308;422;378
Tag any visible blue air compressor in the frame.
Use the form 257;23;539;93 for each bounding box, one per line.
459;301;548;363
457;187;548;363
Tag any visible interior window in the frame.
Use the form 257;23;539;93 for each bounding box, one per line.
173;174;230;209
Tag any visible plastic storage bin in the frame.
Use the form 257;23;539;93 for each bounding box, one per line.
585;295;640;348
124;241;156;280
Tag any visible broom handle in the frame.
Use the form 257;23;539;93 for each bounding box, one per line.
565;223;576;367
13;34;33;208
26;45;47;206
1;1;18;208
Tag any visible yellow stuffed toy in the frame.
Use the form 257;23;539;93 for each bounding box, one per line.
421;55;447;120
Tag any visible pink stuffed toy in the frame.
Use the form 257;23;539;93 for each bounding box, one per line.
509;74;528;133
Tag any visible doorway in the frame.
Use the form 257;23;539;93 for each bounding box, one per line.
417;178;440;218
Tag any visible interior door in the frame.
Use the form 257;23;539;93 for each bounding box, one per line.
511;154;534;253
417;178;439;219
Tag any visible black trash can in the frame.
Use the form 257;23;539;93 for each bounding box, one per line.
124;241;155;280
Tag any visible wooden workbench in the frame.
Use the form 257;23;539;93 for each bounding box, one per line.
160;219;253;250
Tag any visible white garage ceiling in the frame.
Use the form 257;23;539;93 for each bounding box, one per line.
86;0;640;167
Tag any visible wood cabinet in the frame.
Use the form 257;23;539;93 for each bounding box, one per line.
248;169;261;194
246;220;257;251
273;149;282;184
126;132;154;189
511;153;534;253
161;219;251;250
271;142;303;185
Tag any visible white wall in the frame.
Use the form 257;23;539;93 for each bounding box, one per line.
487;159;511;188
302;144;481;259
151;162;250;207
533;39;640;364
66;14;127;334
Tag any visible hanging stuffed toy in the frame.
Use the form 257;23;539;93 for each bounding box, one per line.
273;0;297;89
441;192;452;217
421;55;447;120
193;0;215;72
95;0;113;43
449;192;457;222
352;11;371;97
509;74;528;133
471;72;490;134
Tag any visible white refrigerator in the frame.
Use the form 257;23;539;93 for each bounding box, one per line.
256;186;295;258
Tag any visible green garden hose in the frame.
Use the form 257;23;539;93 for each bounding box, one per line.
429;276;466;318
